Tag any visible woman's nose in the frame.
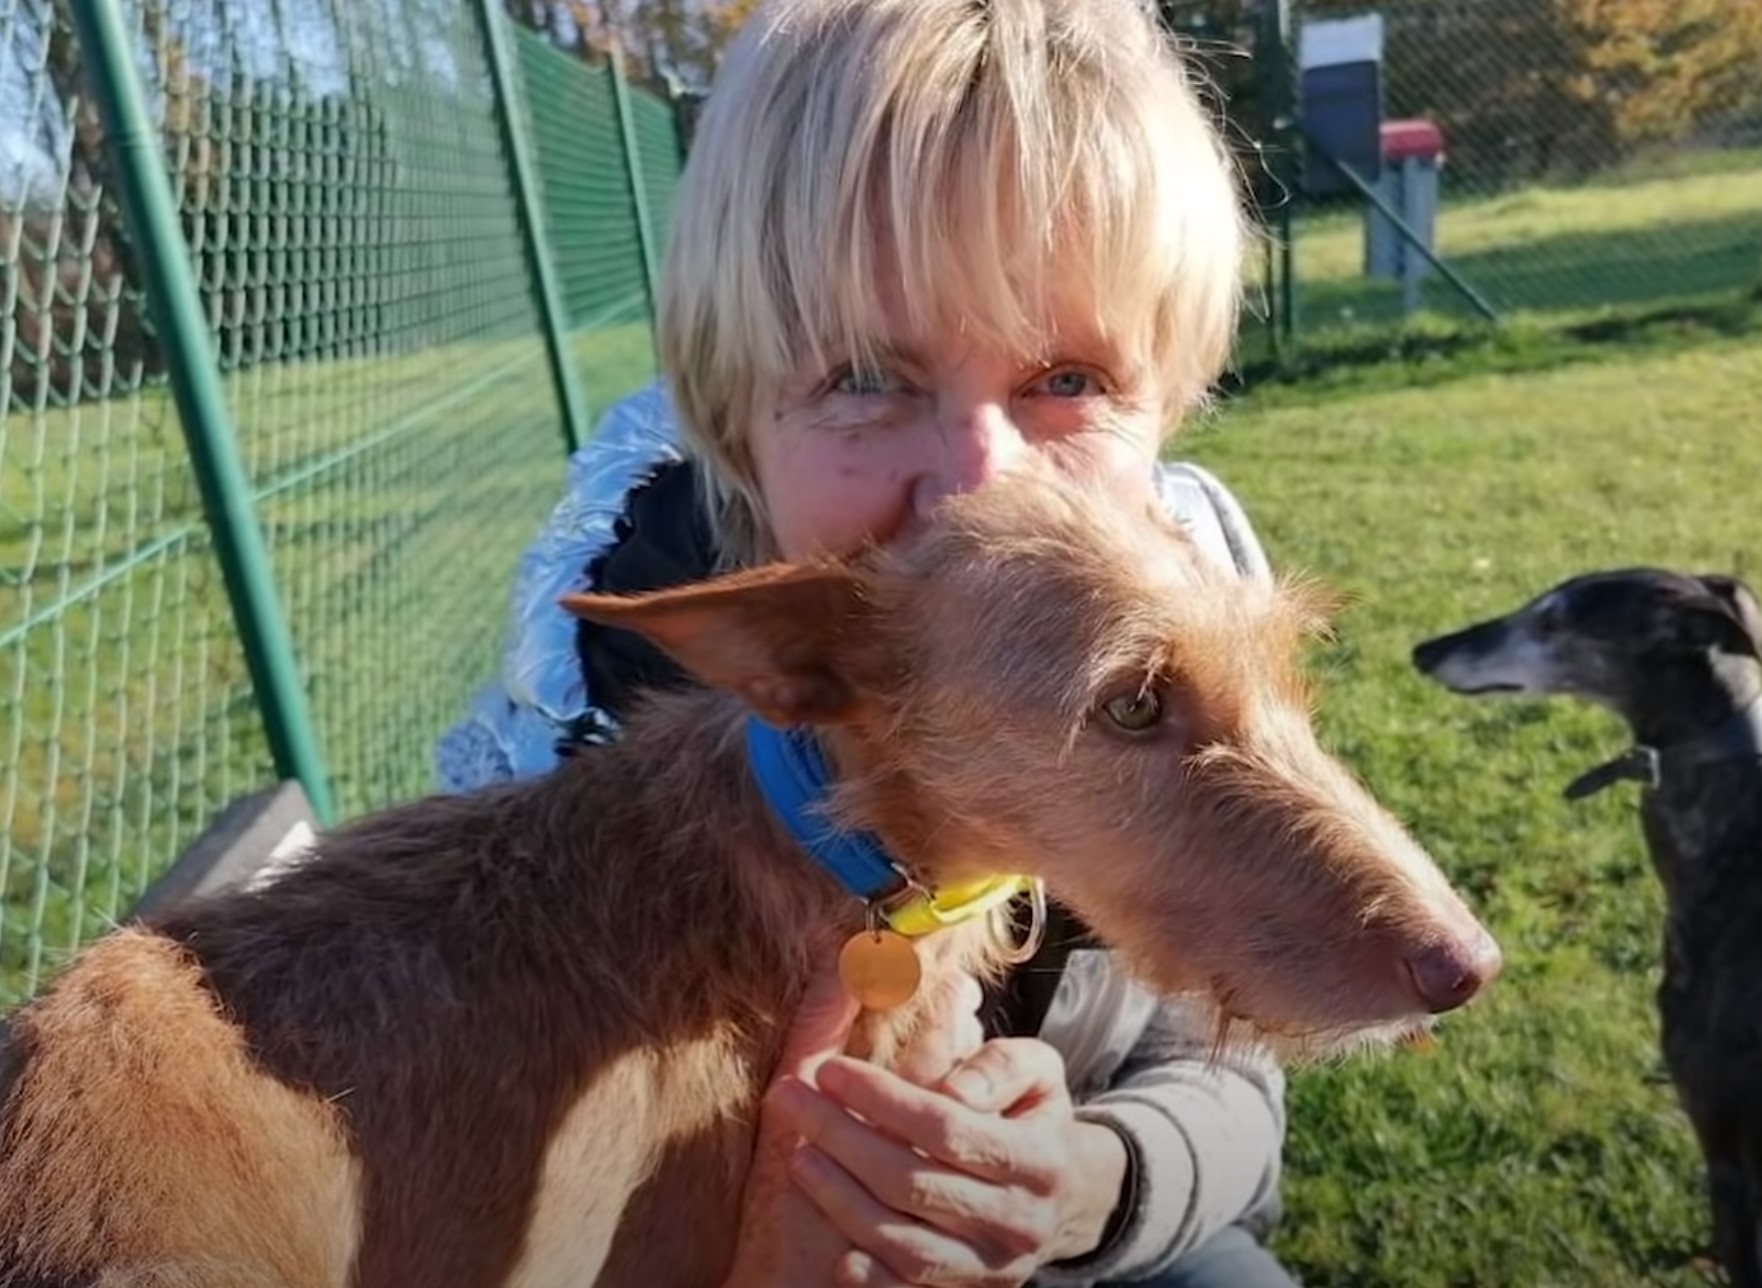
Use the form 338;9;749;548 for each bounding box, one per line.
910;403;1028;520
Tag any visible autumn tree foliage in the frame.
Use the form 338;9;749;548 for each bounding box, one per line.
502;0;758;92
1300;0;1762;188
1563;0;1762;151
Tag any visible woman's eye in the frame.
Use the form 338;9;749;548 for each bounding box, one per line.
829;365;902;396
1034;368;1103;398
1100;688;1163;734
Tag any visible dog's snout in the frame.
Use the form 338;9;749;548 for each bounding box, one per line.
1403;929;1503;1014
1410;636;1450;675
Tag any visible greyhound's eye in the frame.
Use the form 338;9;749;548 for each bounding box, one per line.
1101;689;1163;734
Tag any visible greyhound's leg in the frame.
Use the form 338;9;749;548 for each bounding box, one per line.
1705;1148;1761;1288
1712;1155;1754;1288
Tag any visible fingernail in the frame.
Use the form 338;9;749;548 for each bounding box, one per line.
814;1056;857;1093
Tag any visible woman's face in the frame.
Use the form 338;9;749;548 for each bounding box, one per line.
748;276;1170;561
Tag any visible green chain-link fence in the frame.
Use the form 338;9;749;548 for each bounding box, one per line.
1;0;679;1006
1167;0;1762;361
514;28;678;396
1295;0;1760;338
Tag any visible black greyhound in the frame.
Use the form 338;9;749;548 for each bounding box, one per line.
1413;569;1762;1288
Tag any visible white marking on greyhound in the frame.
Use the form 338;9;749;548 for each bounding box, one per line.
1430;600;1563;695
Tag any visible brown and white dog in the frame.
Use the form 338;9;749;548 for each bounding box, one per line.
0;468;1499;1286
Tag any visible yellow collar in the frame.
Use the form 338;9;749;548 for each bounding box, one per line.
882;873;1034;938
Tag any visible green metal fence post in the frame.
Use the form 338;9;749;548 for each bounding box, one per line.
1268;0;1299;349
70;0;337;826
1302;131;1502;325
610;48;662;329
472;0;593;455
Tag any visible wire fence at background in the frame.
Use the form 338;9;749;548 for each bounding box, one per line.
0;0;678;1005
3;0;1760;1008
1164;0;1762;363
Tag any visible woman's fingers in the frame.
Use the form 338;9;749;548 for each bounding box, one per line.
889;971;987;1088
771;1077;1007;1240
792;1146;1020;1288
938;1038;1072;1116
776;949;863;1083
812;1050;1059;1183
832;1249;922;1288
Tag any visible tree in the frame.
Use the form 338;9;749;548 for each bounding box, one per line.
1564;0;1762;150
1290;0;1762;191
501;0;758;92
7;0;164;406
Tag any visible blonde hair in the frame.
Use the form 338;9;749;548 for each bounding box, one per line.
657;0;1247;562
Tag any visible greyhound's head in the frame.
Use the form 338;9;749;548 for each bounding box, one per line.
1412;569;1762;747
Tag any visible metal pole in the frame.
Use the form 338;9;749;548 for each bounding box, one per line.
1302;129;1502;324
71;0;337;825
609;47;661;331
472;0;593;455
1269;0;1298;348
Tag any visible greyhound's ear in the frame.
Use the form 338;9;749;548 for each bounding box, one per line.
1686;574;1762;660
561;564;878;727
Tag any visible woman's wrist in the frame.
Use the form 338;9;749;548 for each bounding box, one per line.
1051;1116;1136;1263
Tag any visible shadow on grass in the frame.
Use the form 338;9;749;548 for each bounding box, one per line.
1299;207;1762;332
1227;284;1762;406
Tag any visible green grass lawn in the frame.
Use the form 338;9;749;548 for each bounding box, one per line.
1176;318;1762;1287
1264;151;1762;349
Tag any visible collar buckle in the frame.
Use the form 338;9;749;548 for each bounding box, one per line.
1564;745;1661;800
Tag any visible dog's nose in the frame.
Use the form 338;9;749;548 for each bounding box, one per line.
1410;637;1447;675
1404;930;1502;1014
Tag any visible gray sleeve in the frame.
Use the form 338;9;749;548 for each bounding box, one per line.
432;381;682;793
1038;1001;1288;1284
1154;460;1273;586
1038;460;1286;1285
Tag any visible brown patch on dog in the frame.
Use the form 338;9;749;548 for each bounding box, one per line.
565;562;883;727
0;931;360;1286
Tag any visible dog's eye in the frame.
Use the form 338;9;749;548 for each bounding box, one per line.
1101;689;1163;734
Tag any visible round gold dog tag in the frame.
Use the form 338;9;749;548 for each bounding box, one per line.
838;929;922;1011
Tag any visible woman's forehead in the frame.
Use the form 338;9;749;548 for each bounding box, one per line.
796;219;1151;373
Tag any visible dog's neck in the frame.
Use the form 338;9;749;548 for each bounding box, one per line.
559;686;1006;1060
1617;654;1762;750
1569;659;1762;800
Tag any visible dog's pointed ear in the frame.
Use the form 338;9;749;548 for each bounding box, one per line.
561;564;877;727
1685;574;1762;660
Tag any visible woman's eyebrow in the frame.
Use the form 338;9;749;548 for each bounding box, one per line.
1043;321;1127;360
816;336;927;377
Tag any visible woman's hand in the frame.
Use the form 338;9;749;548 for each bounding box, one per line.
772;1037;1131;1288
722;959;995;1288
721;958;864;1288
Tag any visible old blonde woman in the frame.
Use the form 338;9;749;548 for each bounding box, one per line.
440;2;1299;1285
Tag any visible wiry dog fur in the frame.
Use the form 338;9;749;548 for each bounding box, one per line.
1;468;1498;1287
1414;568;1762;1288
